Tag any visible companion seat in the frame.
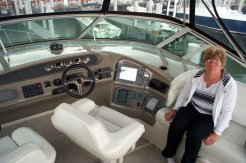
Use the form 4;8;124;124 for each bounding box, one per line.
0;127;56;163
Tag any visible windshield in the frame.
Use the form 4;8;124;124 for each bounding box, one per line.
0;0;245;83
0;0;245;57
0;16;183;67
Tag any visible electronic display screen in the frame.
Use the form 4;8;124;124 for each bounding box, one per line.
146;97;158;111
119;66;138;81
117;89;128;103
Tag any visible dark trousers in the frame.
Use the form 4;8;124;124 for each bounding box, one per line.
162;102;214;163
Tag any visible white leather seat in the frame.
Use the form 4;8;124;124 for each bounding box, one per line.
165;69;198;108
0;127;56;163
155;70;246;163
51;98;145;163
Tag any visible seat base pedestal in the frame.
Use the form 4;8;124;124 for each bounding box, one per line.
92;157;123;163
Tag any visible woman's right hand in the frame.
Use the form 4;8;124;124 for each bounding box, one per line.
165;110;177;121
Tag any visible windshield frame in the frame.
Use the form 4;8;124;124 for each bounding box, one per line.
0;0;245;63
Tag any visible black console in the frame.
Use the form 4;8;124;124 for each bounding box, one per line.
114;88;136;107
113;87;165;115
22;83;44;98
149;78;169;94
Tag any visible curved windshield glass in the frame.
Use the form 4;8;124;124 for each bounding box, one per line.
0;0;245;83
0;17;90;47
0;16;183;68
0;16;181;47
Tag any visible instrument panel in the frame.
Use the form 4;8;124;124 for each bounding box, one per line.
112;60;169;117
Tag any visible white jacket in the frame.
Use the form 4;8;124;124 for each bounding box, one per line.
174;69;237;135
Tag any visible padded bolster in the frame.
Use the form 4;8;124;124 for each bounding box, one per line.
11;127;56;162
0;143;47;163
54;103;101;126
71;98;96;113
95;106;136;128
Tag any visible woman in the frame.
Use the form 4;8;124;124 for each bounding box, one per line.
162;46;237;163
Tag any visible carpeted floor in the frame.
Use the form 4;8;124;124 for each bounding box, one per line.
0;112;166;163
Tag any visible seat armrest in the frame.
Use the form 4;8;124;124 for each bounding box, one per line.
103;121;145;159
0;143;49;163
11;127;56;162
112;121;145;142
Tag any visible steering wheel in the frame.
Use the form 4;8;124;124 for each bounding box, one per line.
61;64;95;98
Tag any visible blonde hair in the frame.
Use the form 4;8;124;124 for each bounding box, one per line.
204;46;227;67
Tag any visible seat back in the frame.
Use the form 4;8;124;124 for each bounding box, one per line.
51;103;110;158
0;127;56;163
166;69;198;107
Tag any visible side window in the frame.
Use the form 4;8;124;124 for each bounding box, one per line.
163;33;246;84
226;57;246;84
0;64;3;72
163;33;207;65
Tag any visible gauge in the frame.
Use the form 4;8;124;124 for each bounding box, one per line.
53;78;62;86
55;62;64;69
64;60;73;67
73;58;81;64
44;64;54;72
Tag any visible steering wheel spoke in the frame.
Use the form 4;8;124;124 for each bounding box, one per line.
76;83;84;96
83;78;94;83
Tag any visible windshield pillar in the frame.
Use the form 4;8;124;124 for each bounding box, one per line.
189;0;196;29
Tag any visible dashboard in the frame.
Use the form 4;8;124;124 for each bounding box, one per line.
0;52;171;125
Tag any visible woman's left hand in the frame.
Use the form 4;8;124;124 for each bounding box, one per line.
204;133;220;146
